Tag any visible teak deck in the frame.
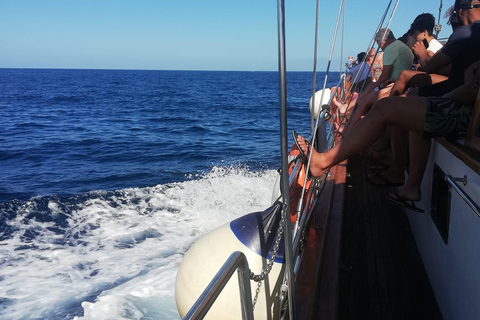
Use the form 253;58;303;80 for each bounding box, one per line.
295;154;443;320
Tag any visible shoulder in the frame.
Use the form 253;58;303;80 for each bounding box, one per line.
442;21;480;55
448;21;480;42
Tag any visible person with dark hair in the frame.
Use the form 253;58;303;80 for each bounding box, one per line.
353;0;480;193
296;59;480;211
346;52;372;92
445;4;461;31
389;12;447;97
344;28;414;132
409;13;443;60
416;0;480;97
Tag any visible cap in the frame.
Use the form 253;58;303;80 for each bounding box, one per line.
455;0;480;10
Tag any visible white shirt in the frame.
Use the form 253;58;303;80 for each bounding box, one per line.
427;38;443;54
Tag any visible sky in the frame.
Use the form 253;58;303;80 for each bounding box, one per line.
0;0;452;71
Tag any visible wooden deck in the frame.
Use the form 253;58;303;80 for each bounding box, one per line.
295;154;443;320
337;154;443;320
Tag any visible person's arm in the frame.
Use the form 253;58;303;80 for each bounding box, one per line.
376;65;393;85
464;60;480;88
443;61;480;104
416;49;452;74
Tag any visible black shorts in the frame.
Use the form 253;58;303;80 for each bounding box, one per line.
424;97;472;138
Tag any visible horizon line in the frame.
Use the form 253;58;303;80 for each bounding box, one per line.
0;67;339;73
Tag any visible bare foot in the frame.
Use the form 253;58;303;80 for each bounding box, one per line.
297;135;327;177
332;96;348;114
394;184;421;202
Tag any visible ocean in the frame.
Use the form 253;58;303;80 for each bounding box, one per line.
0;69;339;320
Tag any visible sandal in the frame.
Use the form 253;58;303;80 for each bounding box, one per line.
385;192;424;213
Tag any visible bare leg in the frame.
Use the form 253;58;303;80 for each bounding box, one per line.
393;132;432;201
298;96;427;177
369;126;409;184
344;89;379;134
390;70;447;97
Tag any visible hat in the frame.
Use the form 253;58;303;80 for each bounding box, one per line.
455;0;480;9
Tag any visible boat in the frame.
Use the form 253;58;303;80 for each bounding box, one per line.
174;0;480;319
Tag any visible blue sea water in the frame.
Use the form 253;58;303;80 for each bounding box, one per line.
0;69;339;320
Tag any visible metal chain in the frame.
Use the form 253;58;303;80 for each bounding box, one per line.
252;281;262;310
249;203;287;282
249;202;287;310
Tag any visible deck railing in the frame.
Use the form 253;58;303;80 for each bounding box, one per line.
446;175;480;218
182;251;254;320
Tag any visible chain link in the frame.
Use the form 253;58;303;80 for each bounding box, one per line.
249;202;287;283
249;202;287;310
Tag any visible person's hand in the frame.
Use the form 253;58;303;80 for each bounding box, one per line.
411;41;428;57
348;56;355;62
464;60;480;88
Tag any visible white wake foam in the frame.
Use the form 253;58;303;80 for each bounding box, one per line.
0;166;278;320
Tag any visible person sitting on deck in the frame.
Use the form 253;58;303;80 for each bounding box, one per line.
389;13;447;97
296;59;480;212
346;52;373;92
415;0;480;98
344;28;414;132
366;0;480;186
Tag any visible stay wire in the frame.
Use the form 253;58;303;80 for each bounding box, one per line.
310;0;321;133
302;0;346;205
341;0;400;134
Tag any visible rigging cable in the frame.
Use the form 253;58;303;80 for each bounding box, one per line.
341;0;400;134
340;0;346;74
436;0;443;37
296;0;346;221
310;0;321;133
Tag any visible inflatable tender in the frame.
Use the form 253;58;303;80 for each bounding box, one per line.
175;201;286;320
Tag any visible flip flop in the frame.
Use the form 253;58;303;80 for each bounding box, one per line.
366;172;404;188
385;192;424;213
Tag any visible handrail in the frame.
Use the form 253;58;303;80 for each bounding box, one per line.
183;252;254;320
445;175;480;218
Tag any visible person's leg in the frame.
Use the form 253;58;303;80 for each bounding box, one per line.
298;96;427;177
367;126;408;184
390;70;416;96
344;89;379;134
392;132;432;201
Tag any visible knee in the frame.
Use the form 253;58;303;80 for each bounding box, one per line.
398;70;409;83
370;98;393;119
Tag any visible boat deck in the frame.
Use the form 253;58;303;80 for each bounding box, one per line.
295;154;443;320
337;154;443;320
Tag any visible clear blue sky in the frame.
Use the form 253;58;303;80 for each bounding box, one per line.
0;0;451;71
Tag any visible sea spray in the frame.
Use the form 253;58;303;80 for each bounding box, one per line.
0;166;277;320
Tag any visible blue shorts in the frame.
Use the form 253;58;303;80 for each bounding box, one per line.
424;97;472;138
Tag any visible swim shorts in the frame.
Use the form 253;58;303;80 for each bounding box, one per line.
424;97;472;138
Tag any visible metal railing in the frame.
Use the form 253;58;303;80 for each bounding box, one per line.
445;175;480;218
183;251;254;320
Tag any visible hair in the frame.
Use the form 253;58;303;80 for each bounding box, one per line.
375;28;395;41
357;52;367;62
445;4;461;29
409;13;436;36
